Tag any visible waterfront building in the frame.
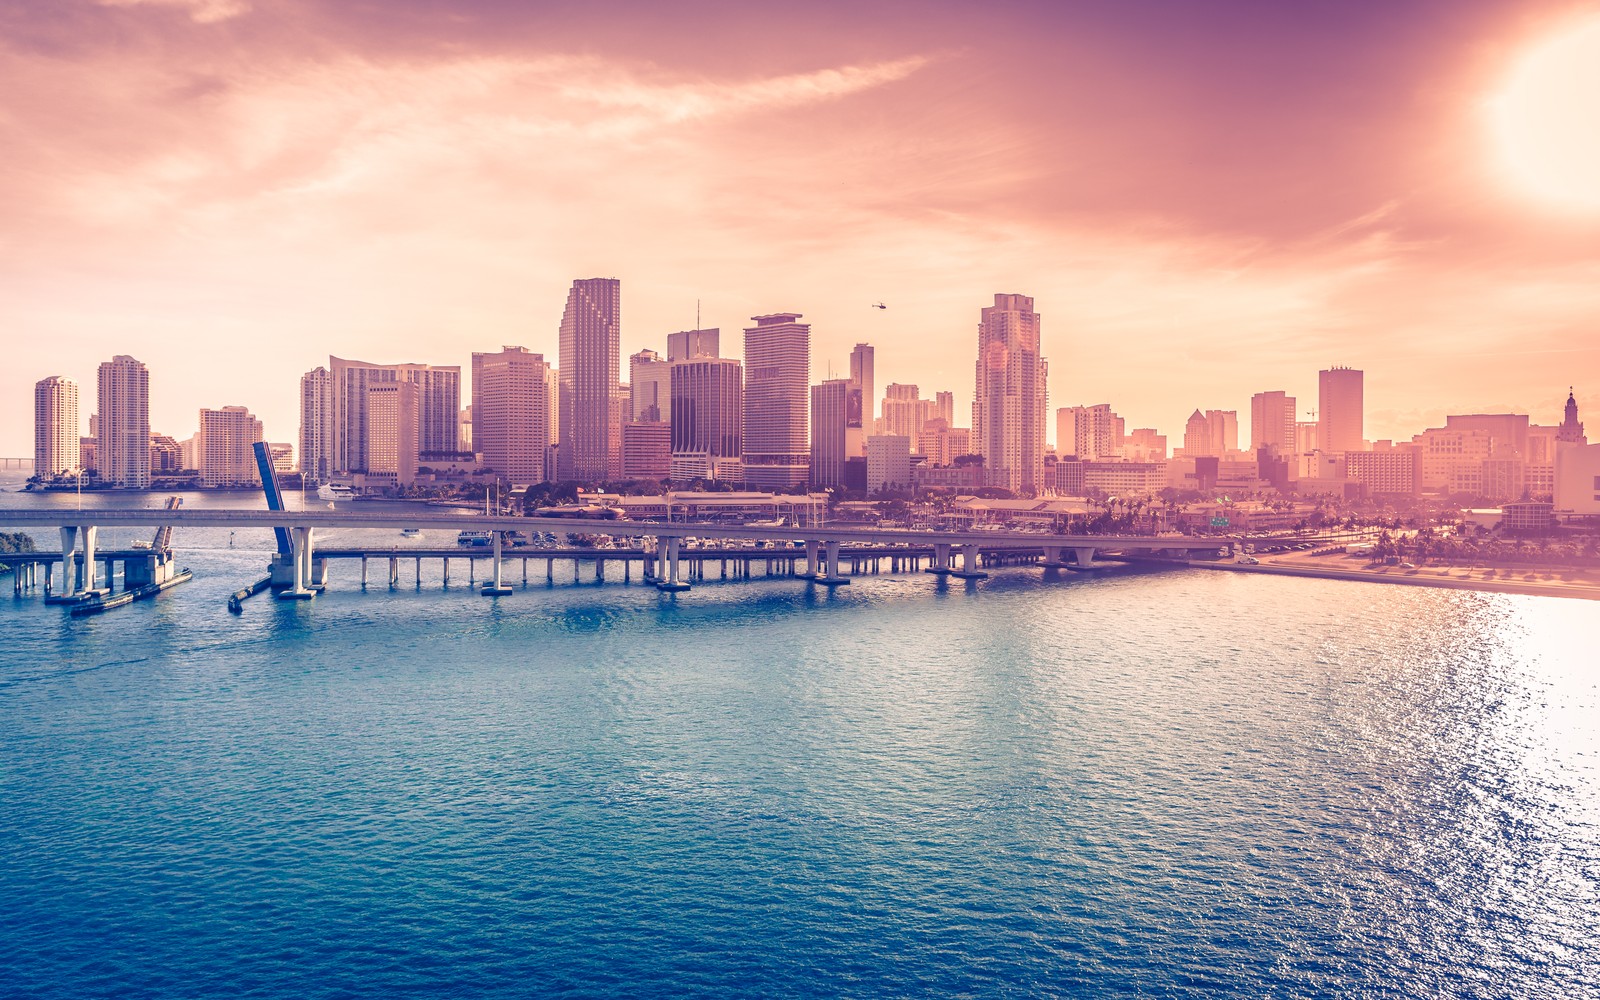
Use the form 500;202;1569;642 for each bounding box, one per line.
1319;366;1365;453
621;421;671;481
299;366;333;484
97;355;151;488
973;293;1048;495
199;406;263;488
474;347;555;485
1345;448;1420;497
1554;442;1600;516
330;357;459;476
811;378;851;488
149;433;183;474
268;442;294;474
558;278;623;482
1250;391;1297;456
671;357;743;484
365;381;420;487
742;313;811;491
33;376;79;478
630;349;672;423
666;328;719;363
866;434;912;493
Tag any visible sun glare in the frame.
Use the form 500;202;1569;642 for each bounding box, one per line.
1493;18;1600;209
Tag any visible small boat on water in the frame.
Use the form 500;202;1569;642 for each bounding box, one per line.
401;528;422;537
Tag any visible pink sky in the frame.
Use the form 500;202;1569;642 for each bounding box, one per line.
3;0;1598;457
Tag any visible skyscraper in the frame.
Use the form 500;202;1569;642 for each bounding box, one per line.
742;313;811;491
199;406;263;488
973;294;1048;495
558;277;622;482
666;328;719;362
671;357;743;483
300;366;333;484
474;346;555;485
365;381;420;487
810;378;851;488
1319;366;1364;454
330;357;460;474
1250;391;1297;455
97;355;150;488
629;348;672;423
33;376;79;478
850;343;875;432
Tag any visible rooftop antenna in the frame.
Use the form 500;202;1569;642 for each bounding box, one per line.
696;299;701;332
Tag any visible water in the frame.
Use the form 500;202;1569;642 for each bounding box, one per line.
2;478;1597;998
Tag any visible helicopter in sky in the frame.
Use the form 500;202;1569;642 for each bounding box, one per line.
871;301;887;309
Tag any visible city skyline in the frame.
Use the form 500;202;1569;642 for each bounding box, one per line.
4;0;1600;456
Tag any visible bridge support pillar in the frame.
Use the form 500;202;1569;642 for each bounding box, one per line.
54;526;76;598
77;525;100;595
801;539;819;578
1072;547;1097;569
278;526;315;599
924;542;953;576
817;540;849;586
657;536;690;591
951;543;988;580
482;531;512;596
1041;545;1067;569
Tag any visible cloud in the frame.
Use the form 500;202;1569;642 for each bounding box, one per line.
97;0;251;24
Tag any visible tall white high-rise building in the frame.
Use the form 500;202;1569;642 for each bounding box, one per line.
1319;366;1364;454
300;366;333;483
199;406;263;487
34;376;79;478
474;346;555;485
558;278;622;482
973;294;1047;495
97;355;151;488
330;357;459;474
742;313;811;491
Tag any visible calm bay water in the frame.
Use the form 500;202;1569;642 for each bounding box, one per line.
2;480;1597;998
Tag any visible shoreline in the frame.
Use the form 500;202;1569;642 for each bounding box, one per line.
1191;556;1600;602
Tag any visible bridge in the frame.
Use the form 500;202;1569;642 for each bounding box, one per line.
0;507;1239;602
0;457;33;470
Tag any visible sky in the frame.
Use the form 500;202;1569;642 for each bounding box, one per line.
4;0;1599;457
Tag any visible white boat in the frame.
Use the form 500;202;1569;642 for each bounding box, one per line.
401;528;422;538
317;483;356;501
